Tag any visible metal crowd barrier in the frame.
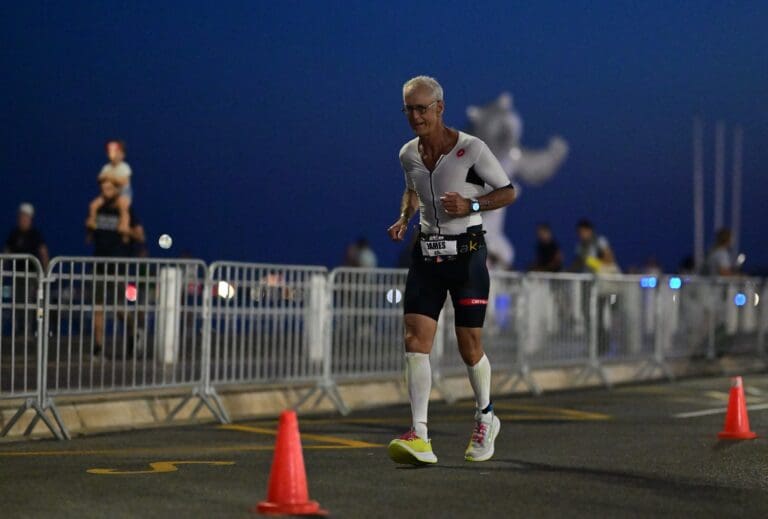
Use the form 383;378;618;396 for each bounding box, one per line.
1;252;766;441
201;262;330;415
0;255;67;439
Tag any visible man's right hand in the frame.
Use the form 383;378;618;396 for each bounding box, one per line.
387;218;409;241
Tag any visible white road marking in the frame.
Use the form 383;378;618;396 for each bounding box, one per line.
674;403;768;419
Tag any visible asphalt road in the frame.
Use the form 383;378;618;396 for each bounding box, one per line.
2;374;768;518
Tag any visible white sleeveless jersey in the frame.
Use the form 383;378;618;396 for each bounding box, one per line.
399;131;511;235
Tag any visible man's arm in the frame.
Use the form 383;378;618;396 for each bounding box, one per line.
476;185;516;211
388;189;418;241
399;188;419;221
441;185;516;216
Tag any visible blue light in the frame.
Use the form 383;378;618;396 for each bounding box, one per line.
734;293;747;307
669;277;682;290
640;276;657;289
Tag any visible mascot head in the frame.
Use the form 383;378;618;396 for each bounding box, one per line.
466;93;523;160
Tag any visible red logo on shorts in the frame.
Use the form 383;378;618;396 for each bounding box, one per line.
457;149;465;157
457;298;488;306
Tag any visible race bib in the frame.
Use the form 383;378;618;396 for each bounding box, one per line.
420;236;458;257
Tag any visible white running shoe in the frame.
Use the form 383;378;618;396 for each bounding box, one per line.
464;408;500;462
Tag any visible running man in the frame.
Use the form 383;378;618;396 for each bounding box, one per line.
387;76;516;464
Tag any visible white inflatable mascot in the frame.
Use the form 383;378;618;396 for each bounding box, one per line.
466;93;569;269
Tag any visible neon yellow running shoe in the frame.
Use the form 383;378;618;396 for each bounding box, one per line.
388;429;438;465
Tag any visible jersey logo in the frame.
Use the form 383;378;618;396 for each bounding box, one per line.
457;298;488;306
456;148;465;157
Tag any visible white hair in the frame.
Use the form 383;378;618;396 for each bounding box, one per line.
402;75;444;101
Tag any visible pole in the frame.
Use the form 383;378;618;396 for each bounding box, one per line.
714;121;725;231
693;118;705;270
731;126;743;256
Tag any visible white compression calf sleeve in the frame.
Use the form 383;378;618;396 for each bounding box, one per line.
467;354;491;411
405;352;431;439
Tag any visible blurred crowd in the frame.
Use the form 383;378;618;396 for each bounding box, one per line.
347;219;746;277
4;140;148;267
2;140;746;278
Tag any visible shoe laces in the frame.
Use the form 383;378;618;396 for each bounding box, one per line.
399;429;418;441
471;421;488;444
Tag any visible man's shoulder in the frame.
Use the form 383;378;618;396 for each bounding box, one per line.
399;137;419;161
458;131;486;151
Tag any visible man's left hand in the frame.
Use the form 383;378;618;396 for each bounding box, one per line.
440;192;470;216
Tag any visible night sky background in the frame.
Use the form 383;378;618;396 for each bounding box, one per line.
2;1;767;272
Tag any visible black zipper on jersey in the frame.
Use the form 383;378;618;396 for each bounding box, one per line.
429;170;441;234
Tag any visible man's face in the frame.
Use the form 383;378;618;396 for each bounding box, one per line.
17;212;32;231
537;227;551;242
403;87;443;137
100;180;118;199
106;142;124;163
577;226;593;243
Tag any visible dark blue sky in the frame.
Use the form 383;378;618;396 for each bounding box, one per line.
3;1;767;271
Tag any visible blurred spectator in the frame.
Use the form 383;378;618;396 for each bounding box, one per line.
86;180;132;255
642;256;662;276
86;140;132;236
86;180;135;356
572;219;619;273
129;213;147;258
678;255;695;275
4;203;49;270
344;237;378;268
704;228;734;276
530;223;562;272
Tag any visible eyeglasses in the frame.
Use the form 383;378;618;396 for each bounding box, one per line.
401;100;438;115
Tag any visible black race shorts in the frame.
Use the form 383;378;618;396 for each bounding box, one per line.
404;231;490;328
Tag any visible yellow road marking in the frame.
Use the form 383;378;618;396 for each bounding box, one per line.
218;424;382;448
238;406;610;428
0;442;382;458
88;460;234;475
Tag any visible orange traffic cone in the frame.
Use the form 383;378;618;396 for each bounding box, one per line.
251;410;328;516
718;376;757;440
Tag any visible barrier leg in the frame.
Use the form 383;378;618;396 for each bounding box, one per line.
1;398;67;441
502;364;542;396
294;379;350;416
431;371;456;405
166;387;230;424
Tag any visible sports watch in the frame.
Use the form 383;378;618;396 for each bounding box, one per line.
470;199;481;213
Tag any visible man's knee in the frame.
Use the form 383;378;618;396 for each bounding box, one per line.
457;328;484;365
404;314;436;354
404;329;432;353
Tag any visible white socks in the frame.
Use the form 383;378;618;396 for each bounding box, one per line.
467;354;492;411
405;352;431;439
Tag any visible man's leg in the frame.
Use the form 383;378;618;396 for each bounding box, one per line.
93;309;104;356
451;246;499;462
404;313;437;439
456;327;491;411
388;256;445;465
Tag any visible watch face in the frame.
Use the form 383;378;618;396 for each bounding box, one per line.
472;201;480;212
